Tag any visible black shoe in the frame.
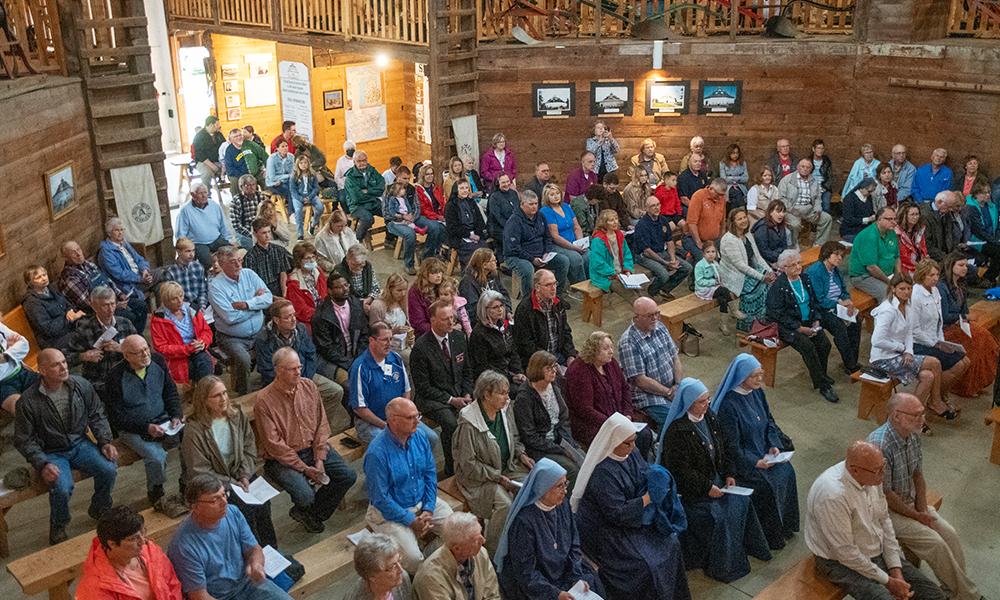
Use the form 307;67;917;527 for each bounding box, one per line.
289;506;324;533
49;527;67;545
88;505;108;521
820;386;839;403
148;484;165;506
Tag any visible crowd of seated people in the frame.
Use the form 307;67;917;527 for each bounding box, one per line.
3;125;998;600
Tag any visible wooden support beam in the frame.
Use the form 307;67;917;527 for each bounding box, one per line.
91;98;160;118
438;72;478;85
95;126;163;145
98;151;167;171
439;50;478;62
77;16;147;28
438;92;479;107
79;45;151;59
437;8;476;18
888;77;1000;95
437;30;476;44
83;72;156;89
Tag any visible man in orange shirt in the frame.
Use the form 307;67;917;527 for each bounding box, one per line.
683;178;728;263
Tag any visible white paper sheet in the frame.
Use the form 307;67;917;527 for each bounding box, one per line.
540;252;557;264
569;579;604;600
836;304;857;323
572;237;591;250
720;485;755;496
633;422;647;433
262;545;291;578
838;240;853;248
959;319;972;338
860;372;890;384
509;479;524;489
158;420;185;436
93;326;118;348
618;273;650;289
347;528;373;546
230;478;280;505
763;451;794;465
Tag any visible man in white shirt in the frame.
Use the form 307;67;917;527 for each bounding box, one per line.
805;441;946;600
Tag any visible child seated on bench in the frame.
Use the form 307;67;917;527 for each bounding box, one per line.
694;241;741;335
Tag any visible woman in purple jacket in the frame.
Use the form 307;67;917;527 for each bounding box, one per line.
480;132;518;192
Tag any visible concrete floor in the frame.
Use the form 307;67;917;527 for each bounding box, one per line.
1;162;997;598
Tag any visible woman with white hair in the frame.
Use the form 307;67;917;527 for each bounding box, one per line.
97;216;153;297
495;458;603;600
413;512;501;598
572;413;691;600
346;533;414;600
468;291;523;383
841;142;881;199
764;249;838;403
335;243;380;305
480;132;517;192
453;370;533;553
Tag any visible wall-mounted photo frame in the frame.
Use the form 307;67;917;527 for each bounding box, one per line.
323;89;344;110
698;80;743;115
226;107;242;120
645;80;690;116
221;64;240;79
225;94;241;108
223;80;240;93
45;161;77;222
532;82;576;118
590;81;633;116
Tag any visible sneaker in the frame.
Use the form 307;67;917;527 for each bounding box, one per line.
819;386;840;404
289;506;325;533
406;266;417;276
565;290;584;302
49;526;67;545
154;494;191;519
719;320;732;336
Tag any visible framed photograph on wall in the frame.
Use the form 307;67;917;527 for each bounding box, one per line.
227;107;242;120
698;80;742;115
221;64;240;79
225;94;241;108
323;89;344;110
44;161;77;222
223;80;240;93
590;81;633;116
532;82;576;118
645;80;690;116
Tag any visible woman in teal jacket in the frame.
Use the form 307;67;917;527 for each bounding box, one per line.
589;209;637;299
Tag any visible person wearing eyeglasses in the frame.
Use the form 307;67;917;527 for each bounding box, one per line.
364;398;454;574
805;441;946;600
78;505;182;600
347;533;414;600
848;206;901;303
867;393;983;600
105;335;188;519
618;296;683;429
168;474;293;600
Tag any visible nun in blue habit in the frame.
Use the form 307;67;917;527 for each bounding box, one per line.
571;413;691;600
494;458;603;600
658;378;772;583
712;353;799;550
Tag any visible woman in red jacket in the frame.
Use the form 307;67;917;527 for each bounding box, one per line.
415;163;447;223
285;241;327;333
150;281;213;384
78;505;182;600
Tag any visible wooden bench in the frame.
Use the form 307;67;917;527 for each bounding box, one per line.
2;305;40;371
739;338;787;388
969;300;1000;337
756;490;943;600
800;244;821;268
659;293;716;341
985;406;1000;466
7;506;184;600
572;281;608;326
437;476;470;511
850;371;899;423
850;287;878;332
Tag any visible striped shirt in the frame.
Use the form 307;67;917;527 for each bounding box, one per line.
867;422;922;506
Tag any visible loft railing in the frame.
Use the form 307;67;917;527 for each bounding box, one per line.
0;0;64;78
166;0;430;45
476;0;854;42
949;0;1000;37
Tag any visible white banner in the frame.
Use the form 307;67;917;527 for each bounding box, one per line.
111;164;164;246
451;115;480;169
278;61;313;141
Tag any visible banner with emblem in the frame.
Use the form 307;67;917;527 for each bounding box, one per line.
110;163;164;246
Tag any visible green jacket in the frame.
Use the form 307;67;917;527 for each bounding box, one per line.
589;229;633;292
344;166;385;213
694;258;721;292
570;196;597;237
243;140;268;176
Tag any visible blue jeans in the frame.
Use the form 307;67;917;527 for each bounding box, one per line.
216;332;255;395
188;350;214;383
552;246;588;284
194;236;231;269
506;253;570;298
642;403;673;430
636;253;692;296
117;293;150;336
226;576;293;600
351;206;381;241
682;237;706;264
119;431;184;496
235;233;254;251
45;440;117;529
821;190;832;213
263;446;357;521
387;217;444;268
268;183;290;199
292;194;323;238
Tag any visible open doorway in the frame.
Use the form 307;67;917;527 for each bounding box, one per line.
177;46;214;147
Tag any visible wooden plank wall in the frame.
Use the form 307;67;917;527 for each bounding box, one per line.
211;34;283;142
476;40;1000;188
0;78;103;313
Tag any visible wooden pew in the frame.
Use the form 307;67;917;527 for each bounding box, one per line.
969;300;1000;337
755;491;944;600
572;280;609;326
659;293;716;341
985;406;1000;466
2;305;41;370
850;371;899;423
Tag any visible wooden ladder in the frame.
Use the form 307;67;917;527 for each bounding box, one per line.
428;0;479;167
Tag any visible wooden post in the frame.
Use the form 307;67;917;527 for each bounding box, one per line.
595;0;602;42
730;0;738;40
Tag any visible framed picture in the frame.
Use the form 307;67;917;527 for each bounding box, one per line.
44;161;77;221
223;80;240;93
645;80;690;115
532;82;576;118
248;60;270;78
323;89;344;110
225;94;240;108
227;107;242;120
590;81;633;116
221;64;240;79
698;80;743;115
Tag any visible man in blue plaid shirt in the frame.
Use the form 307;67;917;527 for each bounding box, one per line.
617;296;683;428
868;393;982;600
161;238;209;311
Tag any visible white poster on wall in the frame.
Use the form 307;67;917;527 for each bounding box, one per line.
278;61;313;140
451;115;480;169
244;76;277;107
346;105;388;143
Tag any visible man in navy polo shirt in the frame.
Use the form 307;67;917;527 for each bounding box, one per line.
632;195;692;299
348;321;439;448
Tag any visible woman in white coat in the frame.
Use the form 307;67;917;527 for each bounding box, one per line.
719;208;776;332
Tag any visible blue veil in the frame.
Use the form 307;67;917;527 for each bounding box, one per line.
710;353;762;412
654;377;709;464
493;457;567;575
